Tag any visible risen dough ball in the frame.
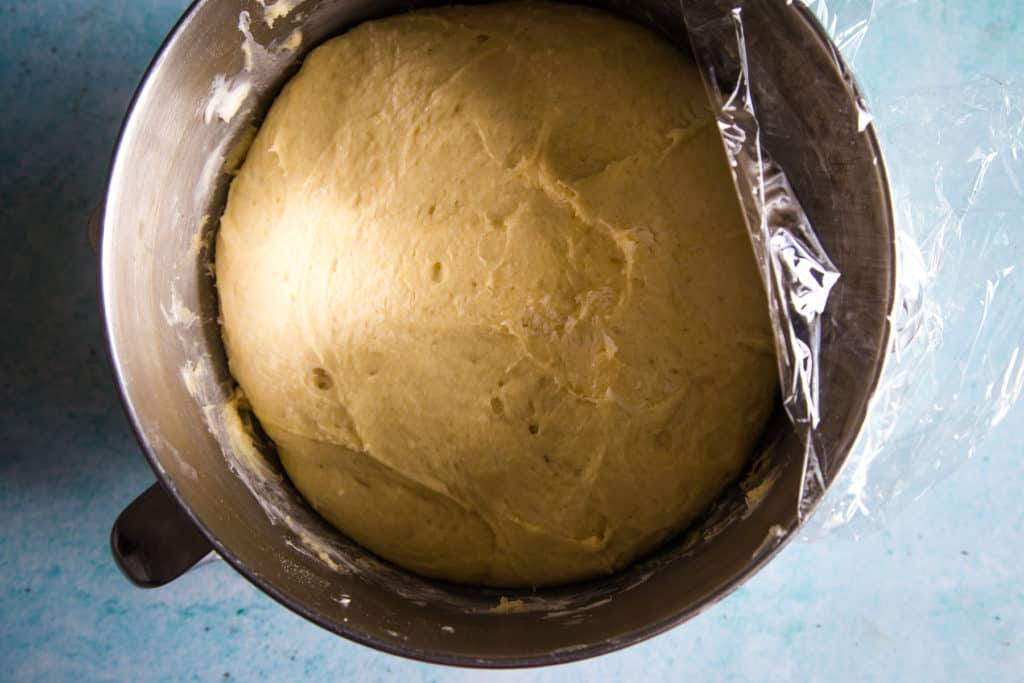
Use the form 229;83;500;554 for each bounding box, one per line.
216;1;777;587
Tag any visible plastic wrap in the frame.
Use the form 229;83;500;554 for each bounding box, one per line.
804;1;1024;537
681;0;1023;537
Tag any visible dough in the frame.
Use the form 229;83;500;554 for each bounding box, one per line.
216;1;777;587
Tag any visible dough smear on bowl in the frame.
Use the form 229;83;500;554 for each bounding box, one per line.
216;1;778;587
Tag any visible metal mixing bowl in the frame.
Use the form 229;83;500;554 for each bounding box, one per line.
101;0;894;667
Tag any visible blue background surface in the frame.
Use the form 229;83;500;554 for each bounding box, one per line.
1;1;1021;681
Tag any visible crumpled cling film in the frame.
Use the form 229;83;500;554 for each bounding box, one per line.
681;1;842;522
682;0;1024;537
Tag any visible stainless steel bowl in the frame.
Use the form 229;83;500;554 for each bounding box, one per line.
101;0;894;667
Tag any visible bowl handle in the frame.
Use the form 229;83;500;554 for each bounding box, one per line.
110;483;214;588
88;205;102;251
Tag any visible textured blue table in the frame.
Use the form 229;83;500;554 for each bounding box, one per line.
1;1;1021;681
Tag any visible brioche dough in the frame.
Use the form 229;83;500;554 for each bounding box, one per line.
216;1;777;587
